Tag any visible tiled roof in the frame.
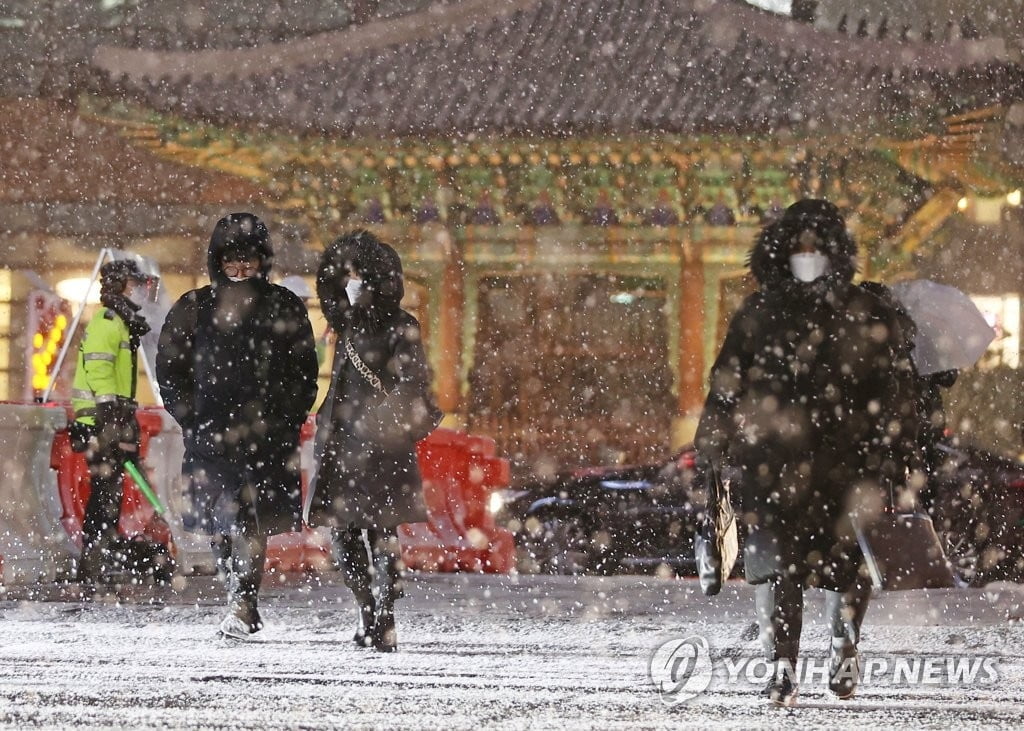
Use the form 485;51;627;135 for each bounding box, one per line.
87;0;1023;136
0;99;264;205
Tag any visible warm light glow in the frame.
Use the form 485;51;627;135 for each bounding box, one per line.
972;294;1021;369
957;197;970;211
32;333;43;349
1008;189;1022;207
55;277;101;304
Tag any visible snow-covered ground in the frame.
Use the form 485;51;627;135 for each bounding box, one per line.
2;573;1023;729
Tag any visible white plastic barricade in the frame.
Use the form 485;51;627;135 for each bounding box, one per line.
0;403;76;585
143;409;219;576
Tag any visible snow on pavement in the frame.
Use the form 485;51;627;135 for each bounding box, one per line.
1;574;1023;729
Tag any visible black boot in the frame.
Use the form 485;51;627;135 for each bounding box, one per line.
77;539;106;588
755;576;803;706
333;528;376;647
825;580;871;699
764;658;799;707
369;532;401;653
219;531;267;640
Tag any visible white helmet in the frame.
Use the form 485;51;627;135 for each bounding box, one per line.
279;275;313;300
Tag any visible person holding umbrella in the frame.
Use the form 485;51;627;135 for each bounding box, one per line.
888;279;996;474
156;213;319;639
695;199;920;705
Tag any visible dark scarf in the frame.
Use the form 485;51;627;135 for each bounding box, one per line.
343;296;400;335
100;292;151;348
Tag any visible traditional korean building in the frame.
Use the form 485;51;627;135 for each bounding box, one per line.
2;0;1022;471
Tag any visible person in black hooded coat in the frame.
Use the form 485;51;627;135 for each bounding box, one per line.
695;199;919;705
305;229;440;652
156;213;318;640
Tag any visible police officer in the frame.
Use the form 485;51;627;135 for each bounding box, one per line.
71;259;157;585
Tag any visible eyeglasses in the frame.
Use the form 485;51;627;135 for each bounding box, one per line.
222;259;259;277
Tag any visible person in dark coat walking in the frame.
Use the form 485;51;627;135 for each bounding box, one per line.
695;199;919;705
305;230;440;652
156;213;318;640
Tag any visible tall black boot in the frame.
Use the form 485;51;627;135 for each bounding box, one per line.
369;530;401;653
78;449;125;587
332;527;375;647
219;531;267;640
824;579;871;699
77;537;107;589
755;575;803;707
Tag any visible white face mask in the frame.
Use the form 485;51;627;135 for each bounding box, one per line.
346;278;364;306
789;252;830;282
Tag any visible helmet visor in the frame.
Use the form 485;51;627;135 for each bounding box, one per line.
127;274;160;304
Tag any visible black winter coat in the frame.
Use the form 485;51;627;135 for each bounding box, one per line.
304;232;437;530
305;313;434;529
695;218;919;591
156;231;318;537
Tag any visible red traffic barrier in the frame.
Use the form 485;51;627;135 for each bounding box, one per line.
48;406;514;576
267;424;516;575
49;407;172;552
398;428;515;574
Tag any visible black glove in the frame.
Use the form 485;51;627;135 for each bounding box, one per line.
95;399;139;454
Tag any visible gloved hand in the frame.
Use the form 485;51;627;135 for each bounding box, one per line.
95;399;139;454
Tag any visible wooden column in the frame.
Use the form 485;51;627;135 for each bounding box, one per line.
435;231;464;419
674;234;706;447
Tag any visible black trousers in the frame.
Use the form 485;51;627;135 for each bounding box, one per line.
755;574;872;663
82;442;126;552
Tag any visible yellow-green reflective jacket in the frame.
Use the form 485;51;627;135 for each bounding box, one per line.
71;308;137;425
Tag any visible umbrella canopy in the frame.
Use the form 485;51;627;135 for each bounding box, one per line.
889;279;996;376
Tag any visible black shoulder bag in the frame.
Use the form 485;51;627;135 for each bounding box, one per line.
852;483;956;590
345;338;443;444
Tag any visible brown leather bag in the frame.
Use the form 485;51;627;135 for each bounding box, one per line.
694;463;739;596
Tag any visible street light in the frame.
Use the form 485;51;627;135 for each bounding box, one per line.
55;277;101;304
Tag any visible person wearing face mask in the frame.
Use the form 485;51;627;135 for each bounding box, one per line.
71;259;158;587
156;213;318;640
305;230;441;652
695;199;919;706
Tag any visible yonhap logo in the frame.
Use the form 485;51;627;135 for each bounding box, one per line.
648;635;714;705
648;634;1001;705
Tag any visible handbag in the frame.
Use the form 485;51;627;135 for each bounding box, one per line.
693;461;739;596
852;485;956;591
344;338;443;443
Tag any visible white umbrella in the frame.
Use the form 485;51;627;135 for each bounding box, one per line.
889;279;996;376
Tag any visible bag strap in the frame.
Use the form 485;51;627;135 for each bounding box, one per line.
344;338;390;396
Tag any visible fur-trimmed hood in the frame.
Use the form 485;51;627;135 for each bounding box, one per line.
317;229;405;333
747;199;857;291
206;212;274;286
